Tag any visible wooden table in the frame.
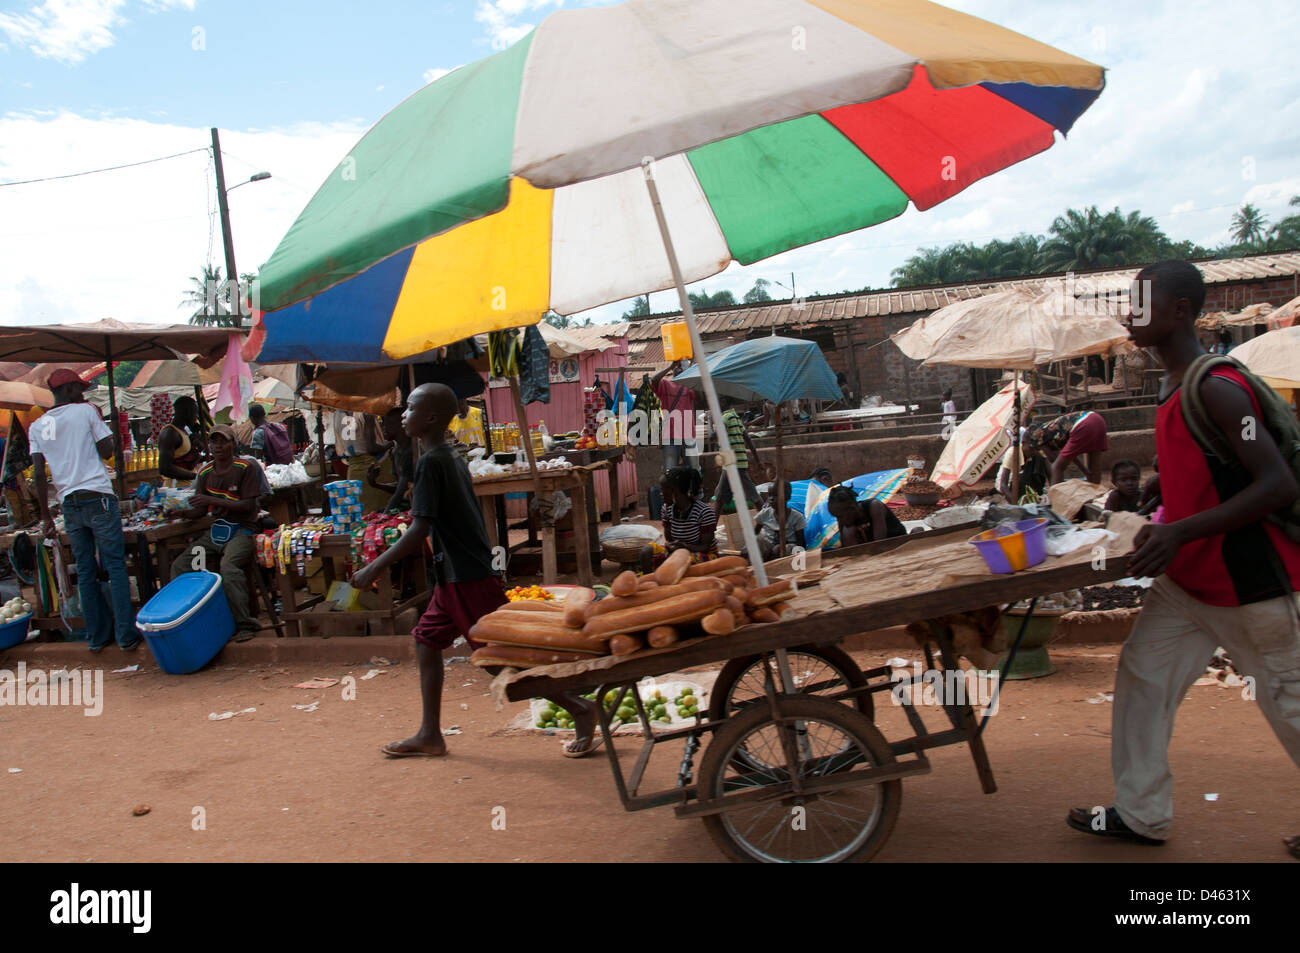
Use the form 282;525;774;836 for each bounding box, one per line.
472;461;615;587
274;533;430;638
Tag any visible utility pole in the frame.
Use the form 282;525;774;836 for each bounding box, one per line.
211;127;242;327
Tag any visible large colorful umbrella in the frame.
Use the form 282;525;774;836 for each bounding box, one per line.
253;0;1104;364
252;0;1105;594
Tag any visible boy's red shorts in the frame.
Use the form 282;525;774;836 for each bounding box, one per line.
411;576;508;651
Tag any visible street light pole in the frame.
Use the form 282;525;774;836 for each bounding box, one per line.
210;127;242;326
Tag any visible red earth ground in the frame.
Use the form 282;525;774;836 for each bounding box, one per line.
1;643;1294;863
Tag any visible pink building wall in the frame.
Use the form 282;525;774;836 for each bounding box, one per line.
484;336;637;521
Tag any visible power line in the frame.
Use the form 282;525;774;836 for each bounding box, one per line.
0;147;210;189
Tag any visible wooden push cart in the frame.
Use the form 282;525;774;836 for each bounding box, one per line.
500;524;1132;863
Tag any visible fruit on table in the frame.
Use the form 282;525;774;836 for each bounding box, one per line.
507;585;554;602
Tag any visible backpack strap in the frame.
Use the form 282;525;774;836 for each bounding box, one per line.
1179;354;1245;469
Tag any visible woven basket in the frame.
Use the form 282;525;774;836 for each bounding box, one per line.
600;523;661;564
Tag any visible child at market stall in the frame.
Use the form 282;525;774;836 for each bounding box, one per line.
1102;459;1143;513
350;383;600;759
754;481;806;560
1067;259;1300;858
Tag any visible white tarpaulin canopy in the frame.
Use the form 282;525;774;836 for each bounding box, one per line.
1230;326;1300;392
892;287;1132;370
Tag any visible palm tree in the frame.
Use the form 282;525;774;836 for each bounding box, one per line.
1039;206;1168;272
891;245;969;287
543;311;573;329
621;294;650;319
1231;203;1268;246
182;265;254;327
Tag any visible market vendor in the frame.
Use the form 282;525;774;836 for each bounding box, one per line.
826;485;906;545
171;425;263;642
448;398;485;449
367;407;413;513
651;361;697;472
158;396;204;485
1032;410;1109;485
646;466;717;569
333;409;388;513
996;438;1050;503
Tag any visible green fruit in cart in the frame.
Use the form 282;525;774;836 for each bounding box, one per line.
616;708;634;722
535;720;547;728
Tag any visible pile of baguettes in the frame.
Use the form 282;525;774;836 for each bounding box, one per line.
469;550;798;669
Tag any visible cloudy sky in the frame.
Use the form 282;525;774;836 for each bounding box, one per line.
1;0;1297;330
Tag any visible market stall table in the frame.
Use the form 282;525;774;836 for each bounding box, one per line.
274;532;431;638
496;514;1142;863
472;457;623;588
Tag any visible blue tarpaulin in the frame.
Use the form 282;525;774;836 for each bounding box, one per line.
674;336;842;404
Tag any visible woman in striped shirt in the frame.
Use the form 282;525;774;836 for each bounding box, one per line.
660;466;718;559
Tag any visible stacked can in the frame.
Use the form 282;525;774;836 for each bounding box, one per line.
583;387;604;436
324;480;364;535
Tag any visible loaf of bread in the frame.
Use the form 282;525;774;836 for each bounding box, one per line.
470;645;595;668
654;548;693;586
469;612;607;654
647;625;679;648
701;608;736;636
747;606;780;624
583;576;728;622
608;633;645;657
745;578;798;607
685;555;749;577
562;587;596;627
611;570;639;597
582;589;728;641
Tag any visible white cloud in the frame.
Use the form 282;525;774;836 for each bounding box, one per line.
0;0;199;66
0;112;367;325
0;0;127;65
422;65;462;84
1170;200;1195;215
474;0;561;50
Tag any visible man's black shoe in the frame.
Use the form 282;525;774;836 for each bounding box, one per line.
1067;806;1165;845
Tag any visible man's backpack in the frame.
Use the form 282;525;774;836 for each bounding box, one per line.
1180;354;1300;542
261;421;295;466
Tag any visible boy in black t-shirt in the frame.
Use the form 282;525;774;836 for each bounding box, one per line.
351;384;597;758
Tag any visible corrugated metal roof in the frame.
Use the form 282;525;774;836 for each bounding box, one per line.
618;251;1300;339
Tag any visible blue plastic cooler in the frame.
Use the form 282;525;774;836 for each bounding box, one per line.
136;571;234;674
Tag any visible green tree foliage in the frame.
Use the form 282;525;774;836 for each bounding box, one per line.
543;311;572;329
688;289;736;309
887;203;1284;290
742;278;773;304
621;294;650;319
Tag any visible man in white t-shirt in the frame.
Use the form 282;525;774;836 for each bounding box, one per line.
30;369;141;652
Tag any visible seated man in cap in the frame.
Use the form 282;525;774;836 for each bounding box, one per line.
171;425;264;641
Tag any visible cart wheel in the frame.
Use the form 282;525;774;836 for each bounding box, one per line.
697;695;901;863
708;644;872;721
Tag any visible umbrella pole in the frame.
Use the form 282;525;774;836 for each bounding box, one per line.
104;335;126;500
776;403;786;556
315;403;326;496
1012;371;1021;503
641;159;767;588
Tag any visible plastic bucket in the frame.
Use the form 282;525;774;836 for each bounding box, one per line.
969;518;1049;573
0;613;33;651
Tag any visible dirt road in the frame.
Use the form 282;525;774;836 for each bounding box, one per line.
1;645;1294;862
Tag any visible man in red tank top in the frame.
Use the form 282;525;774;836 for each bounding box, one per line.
1066;261;1300;858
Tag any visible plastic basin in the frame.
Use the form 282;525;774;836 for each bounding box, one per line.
0;613;33;651
969;518;1049;573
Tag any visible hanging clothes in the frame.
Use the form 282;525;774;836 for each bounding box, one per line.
487;329;521;379
3;415;31;486
519;324;551;405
